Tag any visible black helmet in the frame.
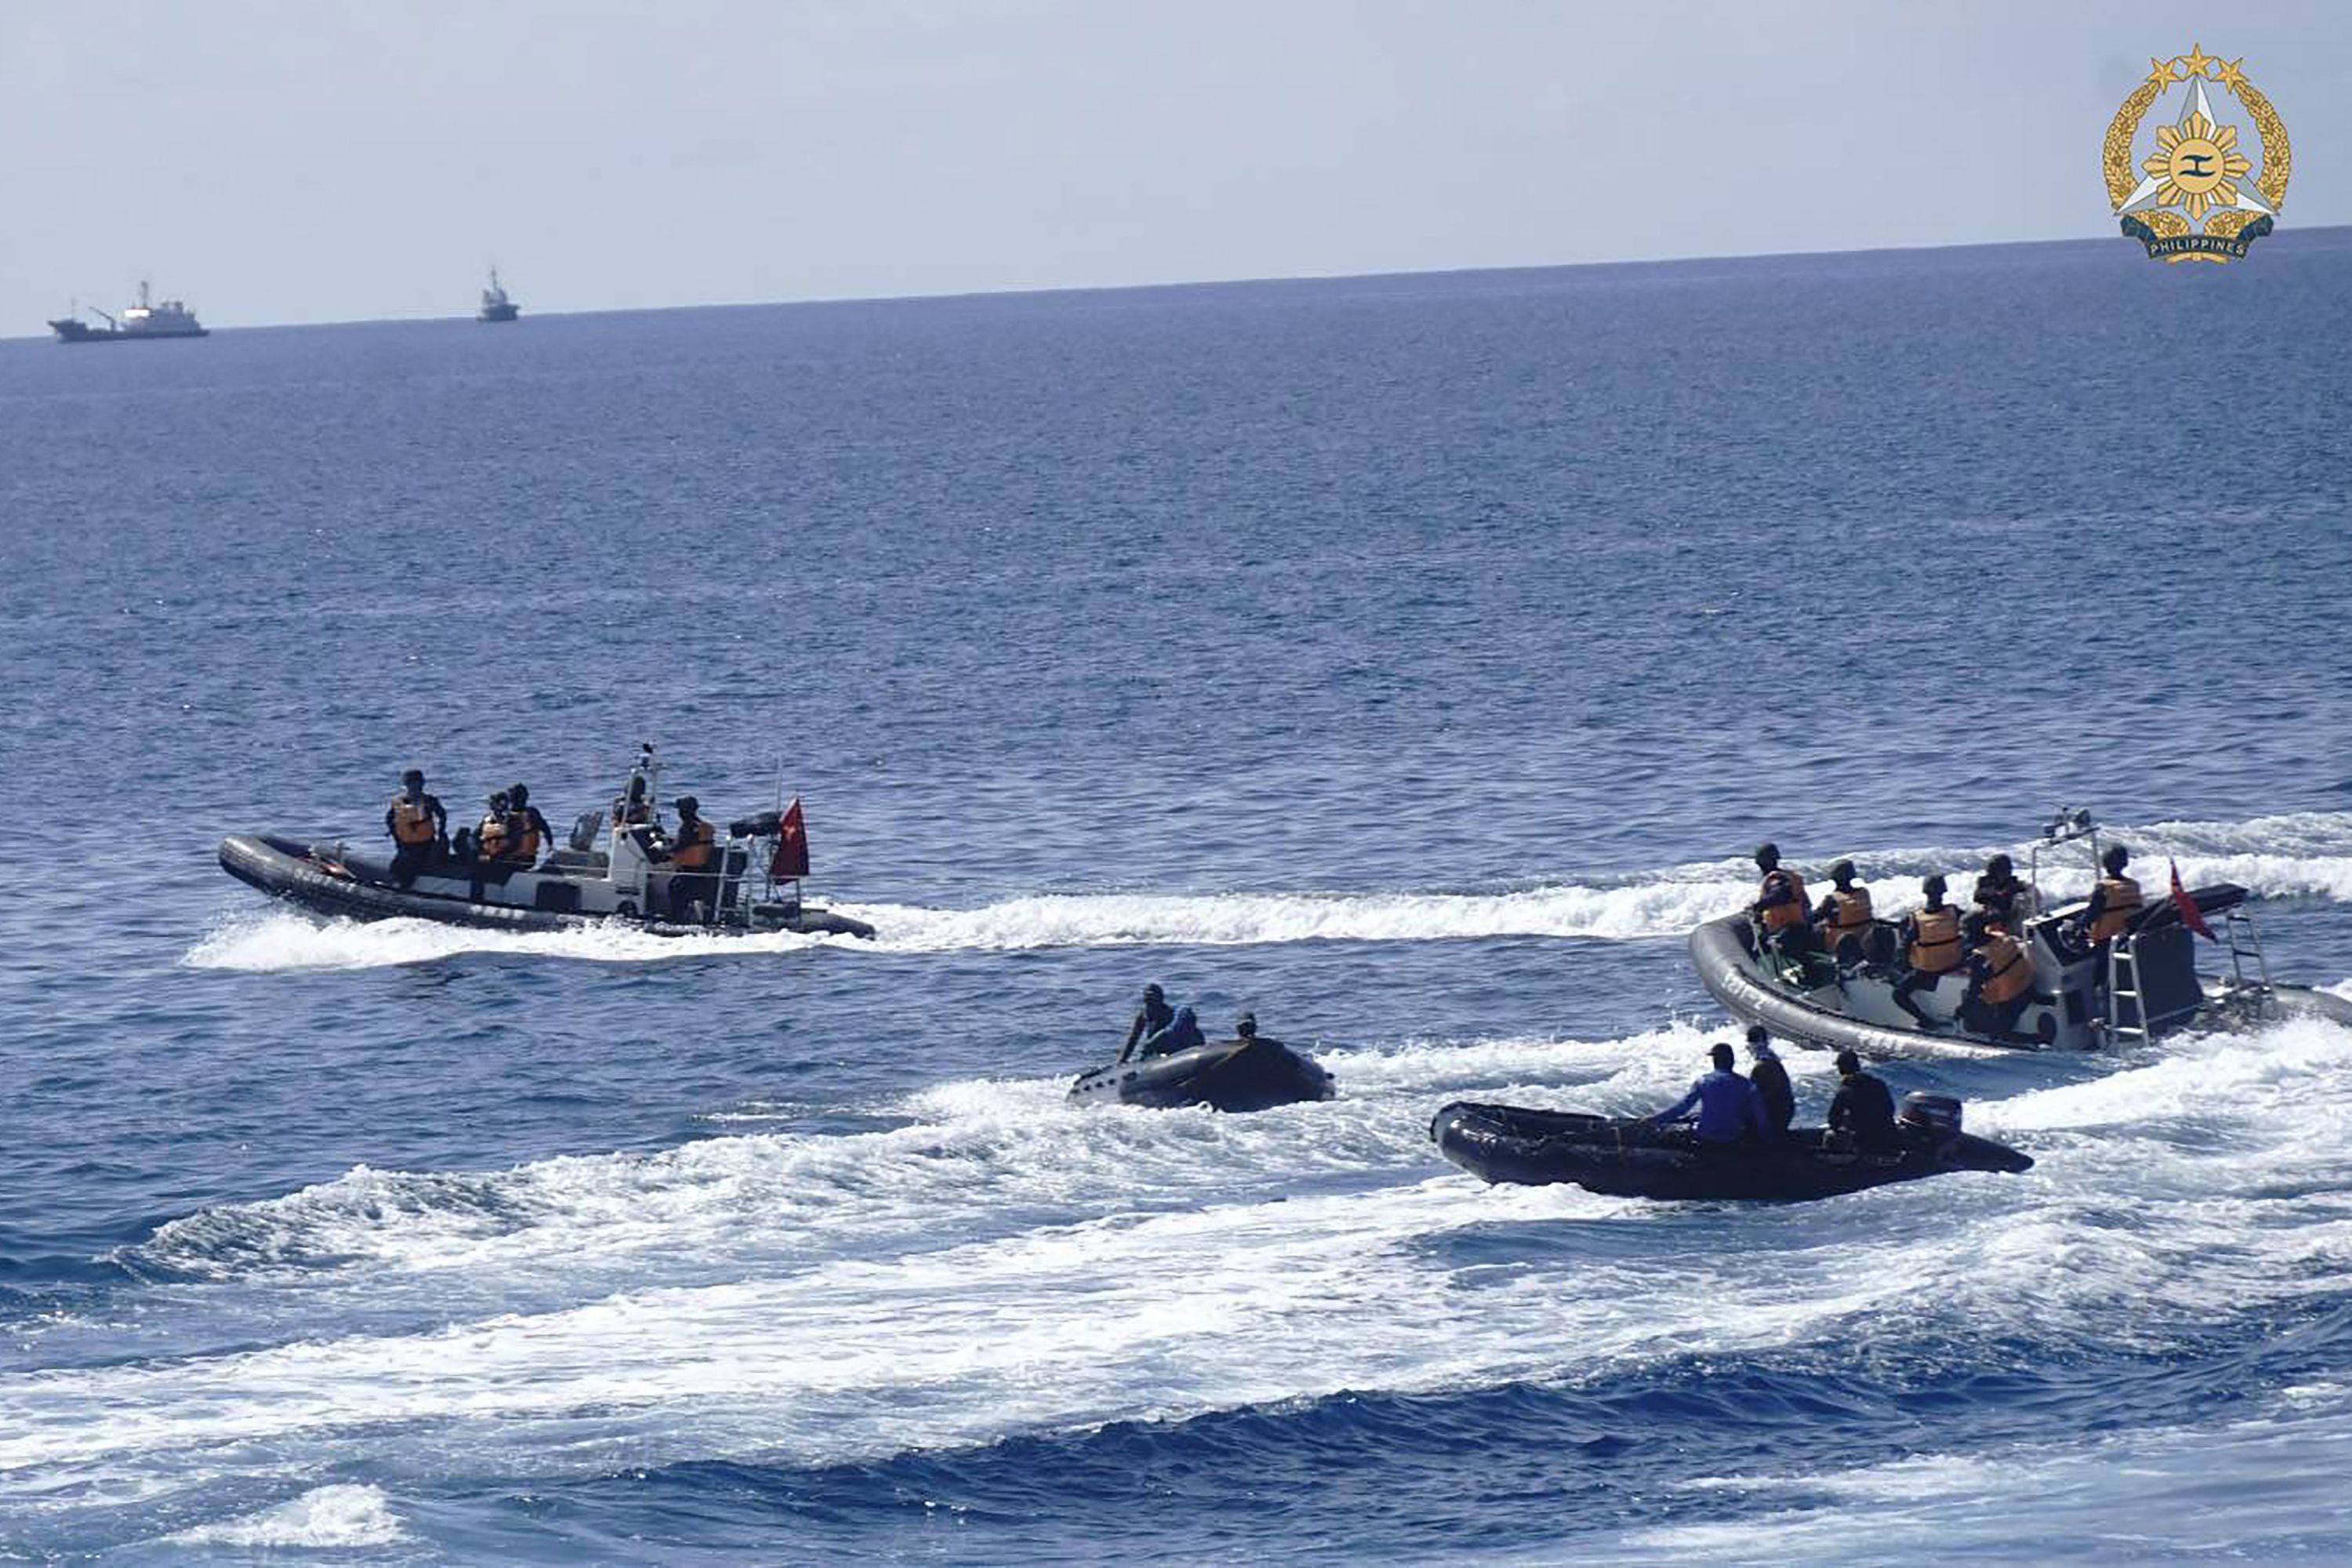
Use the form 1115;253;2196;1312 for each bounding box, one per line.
676;795;699;815
1709;1042;1735;1069
509;783;531;805
1986;852;2013;877
1746;1024;1769;1047
1830;858;1857;884
489;790;509;809
1834;1048;1862;1075
1923;873;1947;895
1143;983;1165;1001
2103;843;2131;873
401;768;424;786
1754;842;1780;869
1236;1012;1258;1037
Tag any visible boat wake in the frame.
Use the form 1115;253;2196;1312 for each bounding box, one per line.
183;808;2352;971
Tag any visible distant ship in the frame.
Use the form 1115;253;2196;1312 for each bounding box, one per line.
477;267;520;323
47;280;209;343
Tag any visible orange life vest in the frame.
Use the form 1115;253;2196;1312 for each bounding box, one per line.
1978;932;2033;1005
2089;875;2143;942
1759;869;1810;932
673;818;715;870
1820;885;1874;947
477;812;509;860
390;797;436;846
502;811;541;863
1909;906;1962;974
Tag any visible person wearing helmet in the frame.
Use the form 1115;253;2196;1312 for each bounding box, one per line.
1961;912;2053;1042
1972;852;2029;927
1811;858;1875;964
1651;1041;1771;1145
383;768;447;889
1118;984;1176;1062
1751;843;1815;958
1744;1025;1796;1134
1892;873;1964;1029
475;790;514;862
2082;844;2143;943
664;795;720;920
1137;1004;1206;1061
1828;1048;1898;1152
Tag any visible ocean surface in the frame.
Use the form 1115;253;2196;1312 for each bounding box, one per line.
5;232;2352;1563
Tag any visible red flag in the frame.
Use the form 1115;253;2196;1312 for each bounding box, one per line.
770;797;810;880
2169;858;2215;942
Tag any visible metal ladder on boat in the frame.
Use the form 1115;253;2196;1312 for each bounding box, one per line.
2217;906;2278;1022
2103;937;2148;1048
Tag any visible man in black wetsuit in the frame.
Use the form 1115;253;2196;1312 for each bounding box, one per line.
1973;853;2028;928
383;768;447;889
1828;1048;1899;1152
1117;984;1175;1063
1744;1025;1796;1135
506;783;557;864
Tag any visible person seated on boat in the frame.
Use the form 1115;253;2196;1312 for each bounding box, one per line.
1828;1048;1899;1153
1751;843;1816;958
1137;1005;1206;1061
1118;984;1176;1062
501;783;554;866
1744;1025;1796;1135
664;795;720;920
473;791;514;863
1650;1042;1771;1145
1891;874;1965;1029
2078;844;2144;945
383;768;447;889
1811;859;1875;964
1959;913;2054;1042
1973;852;2029;928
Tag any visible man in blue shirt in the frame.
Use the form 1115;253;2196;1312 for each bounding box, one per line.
1651;1043;1771;1144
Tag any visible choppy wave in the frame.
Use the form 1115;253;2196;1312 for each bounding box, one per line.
183;809;2352;971
19;1010;2350;1521
162;1483;406;1548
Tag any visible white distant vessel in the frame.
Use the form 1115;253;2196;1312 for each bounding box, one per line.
477;267;519;323
48;280;209;343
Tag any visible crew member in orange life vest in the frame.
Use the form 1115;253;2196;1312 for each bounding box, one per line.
1812;858;1875;963
499;782;554;865
2080;843;2144;944
666;795;720;920
1751;843;1816;957
383;768;447;888
1891;873;1964;1029
1961;912;2053;1041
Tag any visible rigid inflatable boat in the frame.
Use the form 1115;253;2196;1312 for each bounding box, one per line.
1430;1097;2031;1201
220;747;875;940
1692;809;2352;1058
1069;1036;1336;1112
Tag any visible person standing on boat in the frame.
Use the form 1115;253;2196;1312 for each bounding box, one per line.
1751;844;1814;957
664;796;720;920
503;783;554;865
1828;1049;1898;1152
1972;853;2030;928
1891;874;1965;1029
1118;984;1176;1062
1650;1043;1770;1145
1744;1025;1796;1135
2080;844;2144;944
383;768;447;889
1811;859;1875;964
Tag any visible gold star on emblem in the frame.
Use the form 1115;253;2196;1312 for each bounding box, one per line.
2144;56;2179;91
2216;56;2250;93
2180;42;2216;78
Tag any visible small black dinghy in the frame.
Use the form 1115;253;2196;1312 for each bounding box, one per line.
1069;1036;1336;1112
1430;1094;2031;1201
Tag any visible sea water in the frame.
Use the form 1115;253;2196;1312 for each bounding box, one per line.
4;232;2352;1562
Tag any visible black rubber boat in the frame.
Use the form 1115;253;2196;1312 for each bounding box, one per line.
1430;1098;2032;1201
1069;1037;1336;1112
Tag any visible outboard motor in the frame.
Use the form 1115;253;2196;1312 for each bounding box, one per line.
729;811;782;839
1898;1091;1963;1134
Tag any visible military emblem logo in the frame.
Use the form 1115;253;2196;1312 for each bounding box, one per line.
2103;45;2291;263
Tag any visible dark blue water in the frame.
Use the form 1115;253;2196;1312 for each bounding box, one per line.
5;232;2352;1562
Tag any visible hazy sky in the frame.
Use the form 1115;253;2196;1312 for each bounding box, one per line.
4;1;2346;328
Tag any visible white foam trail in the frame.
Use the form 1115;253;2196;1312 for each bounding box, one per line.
163;1483;405;1548
184;809;2352;971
